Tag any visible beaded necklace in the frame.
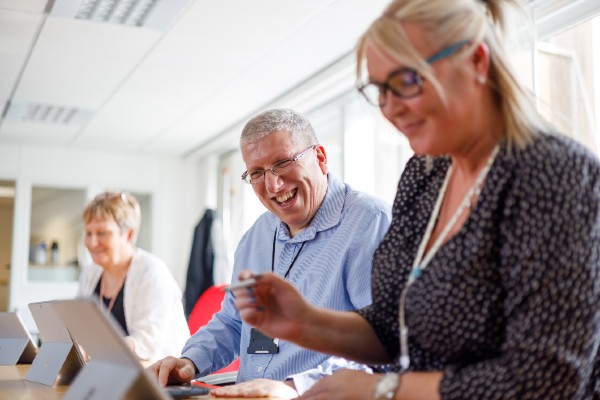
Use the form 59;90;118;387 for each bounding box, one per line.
399;145;499;370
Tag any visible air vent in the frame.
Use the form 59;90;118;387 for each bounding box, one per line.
50;0;191;30
74;0;158;27
4;102;94;127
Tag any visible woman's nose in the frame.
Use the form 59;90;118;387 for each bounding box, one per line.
85;235;97;247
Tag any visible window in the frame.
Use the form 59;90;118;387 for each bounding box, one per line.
215;0;600;255
534;15;599;153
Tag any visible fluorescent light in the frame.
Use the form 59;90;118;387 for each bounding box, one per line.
4;101;94;126
74;0;157;26
50;0;191;30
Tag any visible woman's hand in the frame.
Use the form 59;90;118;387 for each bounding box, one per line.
299;370;379;400
211;379;298;398
233;271;313;342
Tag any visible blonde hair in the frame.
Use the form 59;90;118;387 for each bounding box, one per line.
356;0;548;149
83;191;141;243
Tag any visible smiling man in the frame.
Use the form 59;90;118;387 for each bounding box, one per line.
149;108;391;398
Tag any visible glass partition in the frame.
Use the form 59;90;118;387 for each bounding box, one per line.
28;187;86;282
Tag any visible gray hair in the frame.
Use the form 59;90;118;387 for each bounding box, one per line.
240;108;318;148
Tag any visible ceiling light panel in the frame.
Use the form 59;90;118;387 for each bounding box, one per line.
4;101;94;126
50;0;191;30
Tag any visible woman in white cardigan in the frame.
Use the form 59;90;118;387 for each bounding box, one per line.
77;191;189;362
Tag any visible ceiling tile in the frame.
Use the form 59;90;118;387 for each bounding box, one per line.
0;0;48;14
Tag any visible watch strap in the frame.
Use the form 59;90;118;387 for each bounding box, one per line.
373;372;400;400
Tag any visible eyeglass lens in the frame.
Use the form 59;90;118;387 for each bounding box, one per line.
359;40;470;107
242;145;315;184
360;68;422;106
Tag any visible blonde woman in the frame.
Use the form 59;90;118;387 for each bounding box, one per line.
78;191;189;363
232;0;600;399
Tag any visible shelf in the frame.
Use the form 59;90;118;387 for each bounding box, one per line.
28;265;79;282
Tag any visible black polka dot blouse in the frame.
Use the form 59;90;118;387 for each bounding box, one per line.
358;132;600;399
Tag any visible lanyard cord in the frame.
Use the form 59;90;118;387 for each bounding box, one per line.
271;229;306;279
398;145;499;370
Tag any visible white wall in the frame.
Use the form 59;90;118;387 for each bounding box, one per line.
0;142;209;331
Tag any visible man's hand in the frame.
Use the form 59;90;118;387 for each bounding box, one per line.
147;356;196;387
211;379;298;399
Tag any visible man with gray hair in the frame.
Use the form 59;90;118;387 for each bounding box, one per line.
150;108;391;398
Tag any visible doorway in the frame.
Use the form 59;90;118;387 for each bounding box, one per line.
0;180;15;311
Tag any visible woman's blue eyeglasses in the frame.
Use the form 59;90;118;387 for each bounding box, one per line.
357;40;471;107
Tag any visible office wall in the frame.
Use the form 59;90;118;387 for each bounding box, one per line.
0;142;211;330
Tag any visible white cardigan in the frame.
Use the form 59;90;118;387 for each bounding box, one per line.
77;248;190;362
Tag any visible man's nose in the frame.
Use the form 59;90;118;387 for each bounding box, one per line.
264;170;283;192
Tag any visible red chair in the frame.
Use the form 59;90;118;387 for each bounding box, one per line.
187;284;240;374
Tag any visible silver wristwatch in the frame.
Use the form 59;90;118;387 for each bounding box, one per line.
374;373;400;400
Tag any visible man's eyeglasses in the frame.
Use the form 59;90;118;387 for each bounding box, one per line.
241;145;318;185
357;40;471;107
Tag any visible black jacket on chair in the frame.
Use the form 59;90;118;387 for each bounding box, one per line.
184;209;216;319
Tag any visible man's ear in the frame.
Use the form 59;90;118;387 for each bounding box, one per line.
315;145;328;174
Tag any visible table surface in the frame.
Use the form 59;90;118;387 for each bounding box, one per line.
0;364;68;400
0;364;265;400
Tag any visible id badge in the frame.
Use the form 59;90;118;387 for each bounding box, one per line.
247;328;279;354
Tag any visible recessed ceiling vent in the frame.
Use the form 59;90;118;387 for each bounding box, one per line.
74;0;158;26
50;0;191;30
3;101;94;127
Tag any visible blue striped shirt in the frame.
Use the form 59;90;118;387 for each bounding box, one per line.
181;174;391;392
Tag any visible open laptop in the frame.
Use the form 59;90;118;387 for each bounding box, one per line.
0;312;37;365
51;297;209;400
26;301;85;386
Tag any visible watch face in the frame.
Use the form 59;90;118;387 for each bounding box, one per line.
375;373;399;400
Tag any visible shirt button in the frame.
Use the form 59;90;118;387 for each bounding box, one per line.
257;366;263;372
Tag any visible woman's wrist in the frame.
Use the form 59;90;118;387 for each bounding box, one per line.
373;372;400;400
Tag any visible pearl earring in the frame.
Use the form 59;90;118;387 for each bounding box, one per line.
477;75;486;84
